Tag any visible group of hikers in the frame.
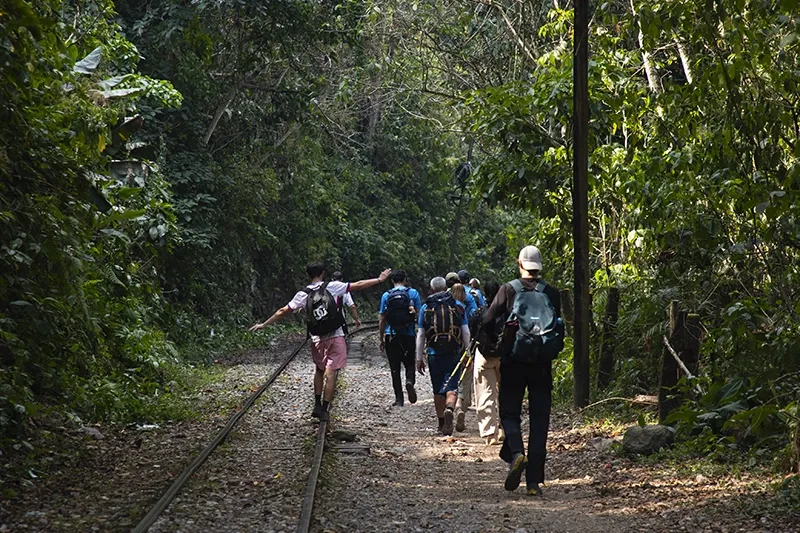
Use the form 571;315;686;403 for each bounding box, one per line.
249;246;564;496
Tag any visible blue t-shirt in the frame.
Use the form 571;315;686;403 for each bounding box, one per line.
469;288;486;308
458;291;478;318
379;286;422;336
418;299;468;356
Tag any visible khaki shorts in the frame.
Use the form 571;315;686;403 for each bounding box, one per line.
311;336;348;370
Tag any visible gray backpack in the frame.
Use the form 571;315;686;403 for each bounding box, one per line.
505;279;564;364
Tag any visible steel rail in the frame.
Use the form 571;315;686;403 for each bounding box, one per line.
296;323;378;533
132;323;379;533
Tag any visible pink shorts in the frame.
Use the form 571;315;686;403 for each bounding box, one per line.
311;336;348;370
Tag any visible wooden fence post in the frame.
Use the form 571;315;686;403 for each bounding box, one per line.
597;287;620;390
658;301;702;422
560;289;573;336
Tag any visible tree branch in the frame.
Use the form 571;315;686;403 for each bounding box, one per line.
203;85;237;147
469;0;536;64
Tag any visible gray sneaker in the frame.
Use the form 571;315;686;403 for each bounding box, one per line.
455;409;466;431
442;408;454;436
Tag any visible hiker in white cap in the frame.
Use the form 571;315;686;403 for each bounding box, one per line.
481;245;565;496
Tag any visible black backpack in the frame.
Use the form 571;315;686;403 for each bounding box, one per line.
384;287;414;332
302;281;344;336
474;309;505;358
504;279;564;364
422;292;463;354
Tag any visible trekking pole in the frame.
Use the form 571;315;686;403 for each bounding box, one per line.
456;338;478;383
440;348;470;395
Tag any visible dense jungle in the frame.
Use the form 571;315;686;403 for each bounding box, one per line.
2;0;800;529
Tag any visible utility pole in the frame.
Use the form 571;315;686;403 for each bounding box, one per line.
572;0;591;407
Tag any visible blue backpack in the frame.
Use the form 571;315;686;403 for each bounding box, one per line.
505;279;564;364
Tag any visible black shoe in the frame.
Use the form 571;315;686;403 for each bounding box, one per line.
317;409;330;422
526;484;543;497
442;408;454;436
406;382;417;404
311;404;323;419
392;398;404;407
504;453;528;491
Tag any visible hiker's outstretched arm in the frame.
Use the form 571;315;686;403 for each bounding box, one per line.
249;305;291;332
349;269;391;291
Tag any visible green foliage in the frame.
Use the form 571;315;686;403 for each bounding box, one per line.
0;0;182;449
664;376;798;466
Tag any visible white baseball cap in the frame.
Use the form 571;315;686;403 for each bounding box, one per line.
518;245;543;271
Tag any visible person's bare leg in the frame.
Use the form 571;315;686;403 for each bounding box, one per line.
446;390;457;410
314;367;324;396
434;395;446;418
323;368;338;402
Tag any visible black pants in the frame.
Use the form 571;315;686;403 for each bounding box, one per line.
498;359;552;486
384;335;416;398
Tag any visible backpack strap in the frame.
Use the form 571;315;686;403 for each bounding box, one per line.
535;280;547;293
510;279;525;294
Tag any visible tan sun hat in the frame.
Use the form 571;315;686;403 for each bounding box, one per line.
518;245;543;271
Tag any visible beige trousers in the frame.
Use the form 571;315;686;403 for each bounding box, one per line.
458;358;474;406
474;348;503;438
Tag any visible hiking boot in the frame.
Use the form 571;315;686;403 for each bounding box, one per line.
317;409;330;422
442;408;454;436
504;453;528;491
455;409;466;432
406;382;417;404
392;397;404;407
526;484;543;497
311;403;324;419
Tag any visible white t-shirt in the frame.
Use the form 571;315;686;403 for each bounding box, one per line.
342;292;354;308
287;280;350;342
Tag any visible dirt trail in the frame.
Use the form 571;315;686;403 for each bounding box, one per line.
1;332;794;532
315;336;793;533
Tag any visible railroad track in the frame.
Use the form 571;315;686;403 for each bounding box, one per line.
132;322;380;533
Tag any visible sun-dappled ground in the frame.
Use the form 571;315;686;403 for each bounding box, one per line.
1;331;797;532
317;335;798;533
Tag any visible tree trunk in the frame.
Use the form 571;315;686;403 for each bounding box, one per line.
572;0;591;407
630;0;661;93
598;287;620;390
674;37;693;84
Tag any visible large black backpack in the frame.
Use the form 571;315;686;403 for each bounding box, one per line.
302;281;344;336
422;292;462;354
504;279;564;364
384;287;414;332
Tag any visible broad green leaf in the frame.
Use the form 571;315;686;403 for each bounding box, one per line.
74;47;102;74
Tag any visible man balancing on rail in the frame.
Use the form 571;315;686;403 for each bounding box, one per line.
415;276;470;435
249;263;391;421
